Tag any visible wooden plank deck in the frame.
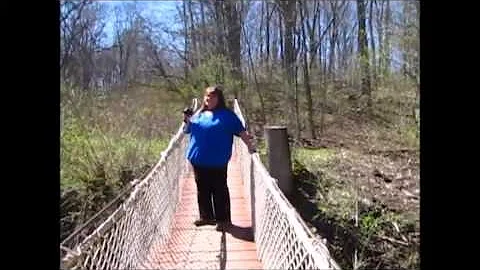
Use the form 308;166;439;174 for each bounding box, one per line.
142;152;262;269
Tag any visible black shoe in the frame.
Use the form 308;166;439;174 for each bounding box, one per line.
215;221;231;232
194;219;216;226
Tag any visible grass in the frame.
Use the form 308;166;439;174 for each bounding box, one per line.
60;85;187;242
60;119;168;190
294;148;336;166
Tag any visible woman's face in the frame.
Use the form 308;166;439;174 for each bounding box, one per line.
204;89;218;110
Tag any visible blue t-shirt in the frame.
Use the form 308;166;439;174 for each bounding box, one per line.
185;108;246;167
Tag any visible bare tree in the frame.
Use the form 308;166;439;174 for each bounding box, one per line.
356;0;372;109
383;0;392;75
368;0;377;90
60;0;107;90
60;0;89;81
243;14;266;124
299;0;315;139
374;0;384;80
276;0;298;136
224;1;243;99
182;0;190;79
328;1;342;82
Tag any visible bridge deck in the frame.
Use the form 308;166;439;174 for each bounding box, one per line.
143;152;263;269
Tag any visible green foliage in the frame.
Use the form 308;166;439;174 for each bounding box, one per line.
256;139;268;166
294;148;336;166
180;54;243;100
359;207;386;238
60;85;180;241
60;86;173;190
292;148;337;196
60;119;167;190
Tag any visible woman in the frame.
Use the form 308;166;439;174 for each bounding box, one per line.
183;85;255;231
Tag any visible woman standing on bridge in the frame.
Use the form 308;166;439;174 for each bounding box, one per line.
183;85;255;232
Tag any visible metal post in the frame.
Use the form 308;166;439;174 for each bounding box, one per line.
264;126;293;196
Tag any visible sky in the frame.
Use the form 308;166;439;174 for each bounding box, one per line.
98;0;182;47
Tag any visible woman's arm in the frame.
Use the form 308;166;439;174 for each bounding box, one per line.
239;130;256;154
183;121;191;134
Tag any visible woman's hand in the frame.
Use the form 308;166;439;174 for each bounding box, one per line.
183;108;193;123
239;131;256;154
182;109;193;134
183;114;191;123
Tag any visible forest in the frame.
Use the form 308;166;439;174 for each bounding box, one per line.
60;1;419;269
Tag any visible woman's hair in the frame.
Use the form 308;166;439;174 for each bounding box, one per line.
201;85;227;111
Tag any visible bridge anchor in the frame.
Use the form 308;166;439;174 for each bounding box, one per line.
264;126;293;197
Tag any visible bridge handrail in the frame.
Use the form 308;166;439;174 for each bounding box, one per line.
233;99;340;269
60;98;198;269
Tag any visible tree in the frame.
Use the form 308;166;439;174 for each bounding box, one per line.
299;0;315;139
277;0;298;137
356;0;372;109
368;0;377;90
224;1;243;99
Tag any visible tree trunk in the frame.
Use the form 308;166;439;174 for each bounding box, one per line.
259;1;264;67
278;0;297;136
214;0;225;57
243;21;266;124
200;0;207;54
278;11;284;70
182;0;189;79
318;6;323;78
300;3;316;139
357;0;371;108
322;12;328;81
384;0;391;75
265;2;271;73
319;81;327;137
369;0;377;91
375;0;384;81
328;1;337;82
295;27;301;140
271;8;278;74
188;0;198;68
307;0;319;71
224;1;242;99
317;5;326;137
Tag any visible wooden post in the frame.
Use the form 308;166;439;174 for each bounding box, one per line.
264;126;293;196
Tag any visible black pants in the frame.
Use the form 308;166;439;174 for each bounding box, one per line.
192;164;231;223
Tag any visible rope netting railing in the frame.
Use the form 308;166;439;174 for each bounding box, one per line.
60;99;198;270
233;99;341;270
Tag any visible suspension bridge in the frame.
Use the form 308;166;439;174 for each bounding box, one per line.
60;99;340;270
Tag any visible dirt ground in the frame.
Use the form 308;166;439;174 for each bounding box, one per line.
297;113;419;269
317;113;419;219
254;109;420;269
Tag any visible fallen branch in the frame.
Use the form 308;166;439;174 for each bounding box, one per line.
377;235;409;246
401;189;419;200
391;221;409;242
367;148;418;155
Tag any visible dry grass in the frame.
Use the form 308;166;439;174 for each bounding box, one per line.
60;85;189;242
